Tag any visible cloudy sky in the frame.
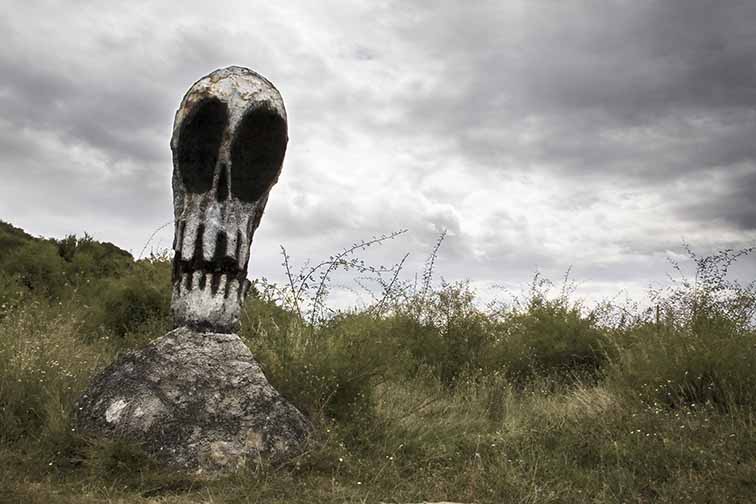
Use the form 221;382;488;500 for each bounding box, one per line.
2;0;756;307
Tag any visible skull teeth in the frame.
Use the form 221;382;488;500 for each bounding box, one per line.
238;237;250;269
172;218;253;303
216;273;227;295
226;230;239;262
179;273;189;294
175;220;250;265
191;271;203;289
227;278;240;300
173;270;249;301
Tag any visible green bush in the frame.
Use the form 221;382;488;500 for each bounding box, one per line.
0;220;34;257
0;271;25;316
0;230;135;305
609;322;756;411
496;285;609;384
608;247;756;411
395;281;495;386
242;299;400;445
56;234;133;281
92;258;172;340
1;240;70;299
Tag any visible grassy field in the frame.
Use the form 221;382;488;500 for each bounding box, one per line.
1;221;755;503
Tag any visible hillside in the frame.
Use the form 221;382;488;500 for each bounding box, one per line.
1;220;755;503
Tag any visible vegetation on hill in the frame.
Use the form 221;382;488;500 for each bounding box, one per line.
1;220;755;503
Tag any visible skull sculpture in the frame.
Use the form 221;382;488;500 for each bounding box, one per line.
170;66;287;333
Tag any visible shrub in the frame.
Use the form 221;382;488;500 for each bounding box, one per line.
1;240;69;299
395;281;495;387
478;274;610;385
609;322;756;411
56;234;133;281
497;295;608;384
0;220;34;257
99;279;167;338
0;271;25;317
89;257;172;340
608;247;756;411
242;299;397;445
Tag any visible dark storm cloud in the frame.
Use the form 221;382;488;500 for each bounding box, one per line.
372;0;756;233
393;1;756;155
0;41;169;166
673;167;756;231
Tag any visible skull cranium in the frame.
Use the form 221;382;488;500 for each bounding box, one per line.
169;66;287;333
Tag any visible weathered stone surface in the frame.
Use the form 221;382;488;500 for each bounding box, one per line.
74;327;310;472
170;66;288;334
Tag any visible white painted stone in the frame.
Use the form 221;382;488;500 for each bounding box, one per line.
105;399;127;423
170;66;287;333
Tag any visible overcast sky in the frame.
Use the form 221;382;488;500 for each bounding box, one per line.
2;0;756;308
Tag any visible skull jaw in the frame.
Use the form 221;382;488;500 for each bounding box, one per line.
169;197;260;335
170;196;261;335
171;286;242;334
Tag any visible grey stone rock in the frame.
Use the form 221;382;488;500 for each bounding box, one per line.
74;327;310;472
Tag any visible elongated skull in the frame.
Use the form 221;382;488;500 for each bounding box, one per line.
170;66;287;333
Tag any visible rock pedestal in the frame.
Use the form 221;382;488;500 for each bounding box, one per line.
74;327;310;472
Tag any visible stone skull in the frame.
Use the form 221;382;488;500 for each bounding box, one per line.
170;66;287;333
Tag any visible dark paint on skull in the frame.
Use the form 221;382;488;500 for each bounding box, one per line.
169;66;288;333
230;104;288;203
177;98;228;195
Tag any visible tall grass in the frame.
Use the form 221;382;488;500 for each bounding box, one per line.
607;246;756;412
0;299;109;444
1;228;755;503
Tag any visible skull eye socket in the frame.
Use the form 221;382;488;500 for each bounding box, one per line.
230;104;287;203
177;97;228;194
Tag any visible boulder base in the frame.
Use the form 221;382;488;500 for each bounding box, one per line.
74;327;310;472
